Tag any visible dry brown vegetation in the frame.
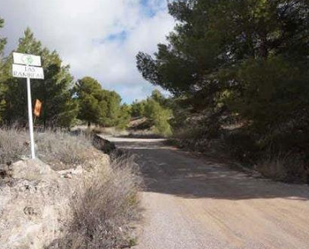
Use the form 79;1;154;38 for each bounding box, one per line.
49;156;142;249
0;128;94;170
0;128;29;165
256;155;309;183
0;129;142;249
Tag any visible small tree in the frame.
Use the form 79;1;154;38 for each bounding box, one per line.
75;77;106;127
75;77;125;128
144;98;172;136
131;100;146;117
117;104;131;130
100;90;122;127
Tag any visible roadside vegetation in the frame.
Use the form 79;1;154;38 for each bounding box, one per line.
0;128;141;248
54;156;141;249
136;0;309;183
75;77;131;129
0;128;95;170
130;90;173;137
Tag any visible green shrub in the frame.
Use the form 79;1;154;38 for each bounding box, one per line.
222;130;260;163
144;99;172;137
116;104;131;130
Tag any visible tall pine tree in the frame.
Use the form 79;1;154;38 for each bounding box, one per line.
137;0;309;134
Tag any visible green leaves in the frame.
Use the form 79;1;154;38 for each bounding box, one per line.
131;90;173;137
75;77;106;126
227;56;308;130
136;0;309;151
137;0;309;115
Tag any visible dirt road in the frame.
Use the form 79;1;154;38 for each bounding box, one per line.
104;136;309;249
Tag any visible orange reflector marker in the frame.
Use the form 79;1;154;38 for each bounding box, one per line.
34;99;42;117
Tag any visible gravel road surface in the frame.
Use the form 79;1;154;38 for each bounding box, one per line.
103;136;309;249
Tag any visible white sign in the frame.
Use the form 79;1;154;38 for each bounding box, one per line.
12;64;44;79
13;52;41;67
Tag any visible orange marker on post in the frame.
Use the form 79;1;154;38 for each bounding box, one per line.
34;99;42;117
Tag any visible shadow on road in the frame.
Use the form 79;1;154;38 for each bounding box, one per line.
113;139;309;202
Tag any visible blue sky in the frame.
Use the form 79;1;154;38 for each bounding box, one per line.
0;0;175;103
106;31;128;43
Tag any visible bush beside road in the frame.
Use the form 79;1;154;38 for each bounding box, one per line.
0;129;141;249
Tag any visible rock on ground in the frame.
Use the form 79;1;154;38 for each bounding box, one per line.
0;156;109;249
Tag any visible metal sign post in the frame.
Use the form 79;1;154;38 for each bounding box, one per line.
26;73;35;159
12;52;44;159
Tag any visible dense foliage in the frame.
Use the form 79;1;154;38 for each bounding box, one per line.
131;90;172;136
75;77;131;128
137;0;309;180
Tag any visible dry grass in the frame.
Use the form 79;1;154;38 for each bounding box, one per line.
92;126;129;137
256;155;308;183
1;128;142;248
49;156;142;249
0;128;29;164
36;131;94;170
0;128;95;170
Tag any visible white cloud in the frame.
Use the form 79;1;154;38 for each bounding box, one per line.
0;0;175;102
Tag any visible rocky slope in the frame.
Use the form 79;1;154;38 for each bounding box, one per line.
0;154;109;249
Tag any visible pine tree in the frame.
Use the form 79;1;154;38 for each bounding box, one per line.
137;0;309;134
100;90;122;127
75;77;129;128
131;90;173;136
131;100;146;117
0;17;7;123
0;17;6;56
117;104;131;130
75;77;107;127
1;28;78;127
